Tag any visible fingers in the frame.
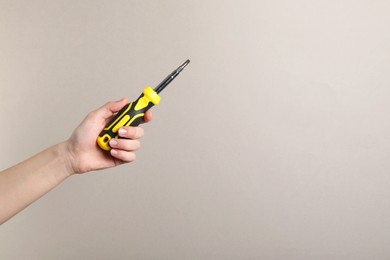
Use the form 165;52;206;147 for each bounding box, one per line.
117;126;145;139
110;148;136;162
93;98;152;163
109;126;144;162
109;138;140;151
143;110;153;123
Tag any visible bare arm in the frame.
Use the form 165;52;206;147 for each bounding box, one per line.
0;98;152;224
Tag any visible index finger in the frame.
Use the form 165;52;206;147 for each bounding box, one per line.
141;110;153;124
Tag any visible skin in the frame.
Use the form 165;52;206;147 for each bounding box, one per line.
0;98;152;225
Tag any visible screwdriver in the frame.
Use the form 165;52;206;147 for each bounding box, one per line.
97;59;190;151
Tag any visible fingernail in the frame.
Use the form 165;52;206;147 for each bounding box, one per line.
118;128;127;136
109;139;117;146
111;149;118;155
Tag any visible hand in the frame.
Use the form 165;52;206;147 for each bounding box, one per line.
65;98;152;174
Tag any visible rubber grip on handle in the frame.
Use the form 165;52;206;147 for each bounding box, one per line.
96;87;160;151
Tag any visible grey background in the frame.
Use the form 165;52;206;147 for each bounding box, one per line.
1;0;390;259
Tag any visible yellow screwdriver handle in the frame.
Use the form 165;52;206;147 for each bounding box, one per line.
96;86;160;151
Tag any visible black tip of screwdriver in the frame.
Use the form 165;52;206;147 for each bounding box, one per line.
178;59;190;72
154;59;191;94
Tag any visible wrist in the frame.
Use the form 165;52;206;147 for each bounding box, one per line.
55;141;76;177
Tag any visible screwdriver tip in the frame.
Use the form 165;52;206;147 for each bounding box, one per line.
177;59;190;72
182;59;190;68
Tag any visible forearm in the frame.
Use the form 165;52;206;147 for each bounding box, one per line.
0;142;74;224
0;99;150;225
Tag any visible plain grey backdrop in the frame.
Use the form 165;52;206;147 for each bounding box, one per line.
1;0;390;259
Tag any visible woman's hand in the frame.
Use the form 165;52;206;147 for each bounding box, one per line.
65;98;152;174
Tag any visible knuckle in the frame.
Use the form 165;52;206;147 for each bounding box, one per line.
133;140;141;150
131;127;139;137
123;140;140;151
126;152;136;162
124;126;144;138
113;150;136;162
114;139;140;154
138;127;145;137
124;127;136;138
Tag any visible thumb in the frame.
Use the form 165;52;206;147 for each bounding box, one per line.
97;97;129;120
